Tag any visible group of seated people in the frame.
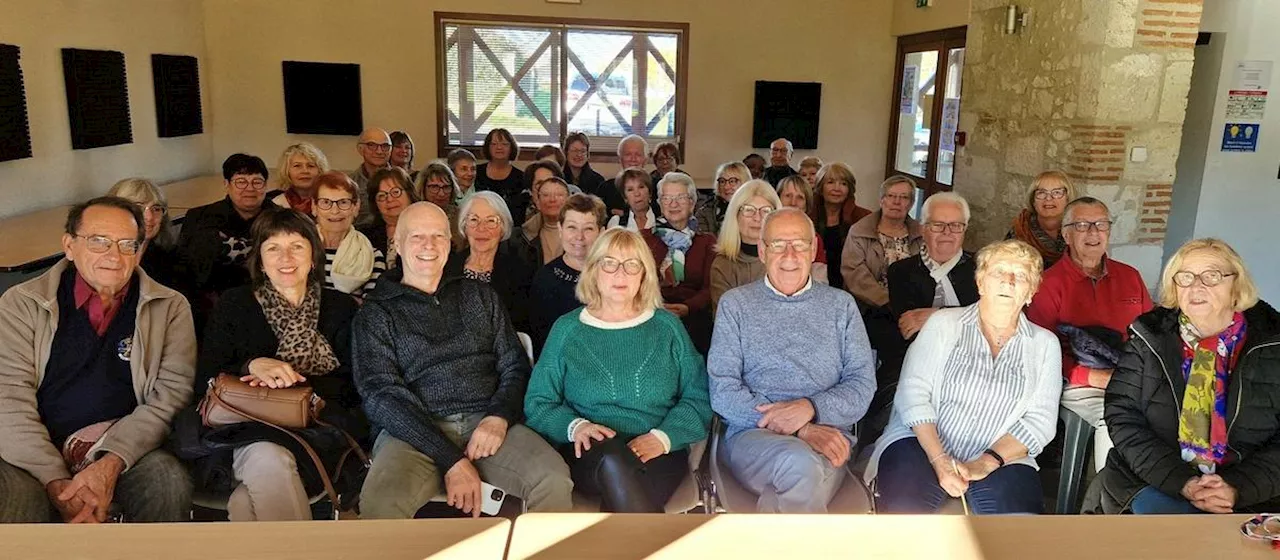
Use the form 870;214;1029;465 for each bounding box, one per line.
1;127;1278;526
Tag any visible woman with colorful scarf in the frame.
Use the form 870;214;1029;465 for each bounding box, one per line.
644;172;717;353
1099;238;1280;514
1005;170;1075;270
188;209;364;521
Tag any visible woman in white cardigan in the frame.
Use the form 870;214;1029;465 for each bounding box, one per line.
865;239;1062;514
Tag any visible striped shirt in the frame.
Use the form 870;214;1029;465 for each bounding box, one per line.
933;305;1037;462
323;248;387;296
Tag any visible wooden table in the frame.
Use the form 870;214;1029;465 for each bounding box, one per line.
1;518;511;560
0;175;225;272
507;513;1274;559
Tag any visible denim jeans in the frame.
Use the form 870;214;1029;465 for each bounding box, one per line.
875;438;1043;514
0;450;191;523
1129;486;1203;514
359;412;573;518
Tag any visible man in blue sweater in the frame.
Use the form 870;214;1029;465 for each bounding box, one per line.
709;208;877;513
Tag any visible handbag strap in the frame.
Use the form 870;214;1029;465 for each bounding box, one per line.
206;389;344;512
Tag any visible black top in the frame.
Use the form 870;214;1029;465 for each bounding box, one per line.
140;242;182;292
566;163;606;195
764;165;797;186
822;224;852;291
476;163;528;220
529;256;582;357
739;241;758;258
359;223;391;261
445;239;534;333
197;285;360;409
1100;301;1280;513
886;252;980;322
178;195;280;294
353;270;530;471
592;178;629;214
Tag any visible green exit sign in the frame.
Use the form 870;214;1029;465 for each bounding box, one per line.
916;0;931;7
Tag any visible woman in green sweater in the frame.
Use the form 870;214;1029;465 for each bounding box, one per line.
525;228;711;512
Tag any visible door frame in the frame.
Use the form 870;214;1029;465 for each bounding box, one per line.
885;26;967;197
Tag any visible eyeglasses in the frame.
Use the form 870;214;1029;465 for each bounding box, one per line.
134;202;167;215
764;239;812;254
231;178;267;191
658;194;692;204
424;183;452;193
375;187;405;202
466;215;503;231
738;205;773;218
883;193;913;203
600;257;644;276
316;198;354;210
1065;220;1113;233
361;142;392;152
655;154;677;163
1034;188;1068;201
925;221;968;234
770;147;789;154
986;269;1032;285
716;177;742;187
72;234;141;256
1173;270;1236;288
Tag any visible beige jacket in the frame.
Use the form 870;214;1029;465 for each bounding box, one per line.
709;252;764;318
0;260;196;485
840;211;923;309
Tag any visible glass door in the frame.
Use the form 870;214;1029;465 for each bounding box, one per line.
886;27;966;198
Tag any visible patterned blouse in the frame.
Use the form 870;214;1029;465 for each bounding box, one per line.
877;232;914;287
463;268;493;283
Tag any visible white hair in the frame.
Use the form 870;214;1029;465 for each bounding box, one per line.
616;134;649;158
771;138;794;154
658;172;697;200
457;190;514;241
921;191;971;224
761;206;816;241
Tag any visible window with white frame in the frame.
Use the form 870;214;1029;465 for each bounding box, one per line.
436;13;686;155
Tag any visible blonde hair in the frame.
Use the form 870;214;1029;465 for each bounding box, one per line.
715;161;751;186
716;179;782;260
576;228;663;311
1157;238;1259;311
107;177;177;248
277;143;331;189
975;239;1044;295
1026;170;1076;211
798;156;823;172
776;175;814;215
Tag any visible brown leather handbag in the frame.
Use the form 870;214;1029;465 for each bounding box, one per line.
198;374;368;513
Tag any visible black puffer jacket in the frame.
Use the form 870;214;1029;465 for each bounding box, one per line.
1099;301;1280;513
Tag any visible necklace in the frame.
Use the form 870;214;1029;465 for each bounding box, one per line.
980;317;1016;347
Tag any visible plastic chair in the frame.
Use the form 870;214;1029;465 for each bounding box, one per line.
1056;405;1094;514
707;416;872;513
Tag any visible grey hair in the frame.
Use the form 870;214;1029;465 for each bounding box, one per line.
616;134;649;158
1062;196;1110;225
921;191;972;224
761;206;816;242
457;190;514;241
879;174;918;203
772;138;794;155
657;172;698;200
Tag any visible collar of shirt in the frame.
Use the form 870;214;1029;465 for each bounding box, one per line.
1063;250;1110;281
73;273;129;336
764;274;813;298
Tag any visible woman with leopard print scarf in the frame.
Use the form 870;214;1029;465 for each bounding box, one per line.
181;209;365;521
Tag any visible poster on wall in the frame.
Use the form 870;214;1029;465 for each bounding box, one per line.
900;65;918;114
1233;60;1273;91
939;98;960;151
1221;123;1260;152
1226;90;1267;121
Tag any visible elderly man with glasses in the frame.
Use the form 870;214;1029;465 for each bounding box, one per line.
763;139;797;187
887;192;980;344
0;197;195;523
708;208;876;512
349;128;393;226
1027;196;1153;473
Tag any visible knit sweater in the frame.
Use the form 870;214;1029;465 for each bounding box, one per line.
709;279;877;441
524;308;711;451
352;269;530;471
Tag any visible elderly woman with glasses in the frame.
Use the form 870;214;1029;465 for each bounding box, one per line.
107;178;180;289
271;143;329;214
476;128;526;220
389;131;416;178
445;190;534;333
1006;170;1076;269
866;240;1062;515
645;172;717;353
415;161;466;250
310;171;386;297
607;168;657;232
1098;239;1280;515
519;168;574;266
709;180;781;316
887;192;979;343
563;132;605;196
525;228;711;513
694;161;752;237
649;142;684;188
358;167;419;270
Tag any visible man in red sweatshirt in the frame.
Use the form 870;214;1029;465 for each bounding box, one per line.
1027;196;1153;472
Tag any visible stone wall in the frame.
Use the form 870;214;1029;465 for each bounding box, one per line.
952;0;1202;279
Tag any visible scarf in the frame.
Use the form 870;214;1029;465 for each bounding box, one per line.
923;251;963;307
1011;208;1066;265
1177;312;1246;473
325;228;376;294
254;282;339;378
654;219;694;284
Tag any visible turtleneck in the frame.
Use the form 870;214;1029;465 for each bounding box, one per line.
740;241;759;258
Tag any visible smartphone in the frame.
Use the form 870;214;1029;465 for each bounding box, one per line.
480;482;507;516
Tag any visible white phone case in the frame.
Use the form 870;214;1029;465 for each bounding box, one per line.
481;482;507;516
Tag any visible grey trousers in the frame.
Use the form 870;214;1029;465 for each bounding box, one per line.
0;449;192;523
360;412;573;518
724;429;846;513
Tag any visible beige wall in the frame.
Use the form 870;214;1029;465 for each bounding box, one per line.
892;0;969;36
202;0;896;206
0;0;212;219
